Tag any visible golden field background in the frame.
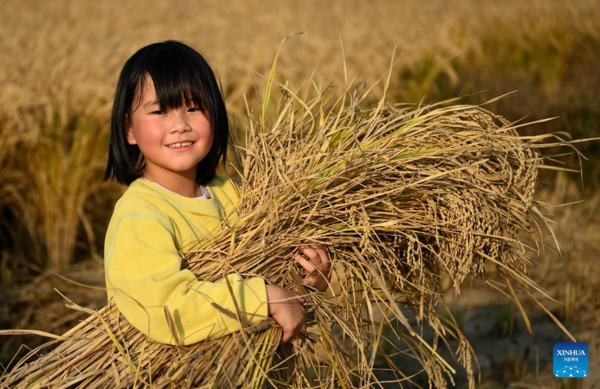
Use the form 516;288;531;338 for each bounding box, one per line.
1;0;599;387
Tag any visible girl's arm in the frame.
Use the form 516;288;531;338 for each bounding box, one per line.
105;213;269;346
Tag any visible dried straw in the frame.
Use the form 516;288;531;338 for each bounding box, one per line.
0;47;584;388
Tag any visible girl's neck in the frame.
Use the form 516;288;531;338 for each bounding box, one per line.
142;171;204;199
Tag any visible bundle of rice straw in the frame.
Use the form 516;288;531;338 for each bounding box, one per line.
1;46;585;388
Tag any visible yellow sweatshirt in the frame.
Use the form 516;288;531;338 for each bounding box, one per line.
104;175;269;346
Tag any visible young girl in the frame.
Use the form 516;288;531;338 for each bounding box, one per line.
103;40;331;346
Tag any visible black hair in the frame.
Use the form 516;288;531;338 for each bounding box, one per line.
104;40;229;186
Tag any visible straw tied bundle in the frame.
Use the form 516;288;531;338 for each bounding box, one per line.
1;85;577;388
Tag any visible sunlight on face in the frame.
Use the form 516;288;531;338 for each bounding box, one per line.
126;74;213;182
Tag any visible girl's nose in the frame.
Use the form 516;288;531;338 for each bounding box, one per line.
169;109;192;133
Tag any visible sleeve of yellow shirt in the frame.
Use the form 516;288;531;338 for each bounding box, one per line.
105;213;269;346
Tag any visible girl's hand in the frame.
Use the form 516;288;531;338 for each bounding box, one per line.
266;284;306;343
295;240;332;292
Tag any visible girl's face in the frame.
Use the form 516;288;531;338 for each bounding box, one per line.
125;75;212;182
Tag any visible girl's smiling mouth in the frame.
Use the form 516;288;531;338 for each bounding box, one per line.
166;141;195;151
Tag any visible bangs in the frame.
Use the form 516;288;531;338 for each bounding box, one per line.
132;48;210;115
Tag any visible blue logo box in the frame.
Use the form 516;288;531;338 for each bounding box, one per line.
554;342;588;378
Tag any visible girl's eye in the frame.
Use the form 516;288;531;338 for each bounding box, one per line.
188;107;202;112
151;110;166;115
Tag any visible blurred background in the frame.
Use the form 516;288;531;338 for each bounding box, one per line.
0;0;598;387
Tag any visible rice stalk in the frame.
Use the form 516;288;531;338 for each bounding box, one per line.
0;63;586;387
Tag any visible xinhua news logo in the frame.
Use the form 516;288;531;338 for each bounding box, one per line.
553;342;588;378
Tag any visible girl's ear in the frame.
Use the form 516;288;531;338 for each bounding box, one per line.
125;116;137;145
